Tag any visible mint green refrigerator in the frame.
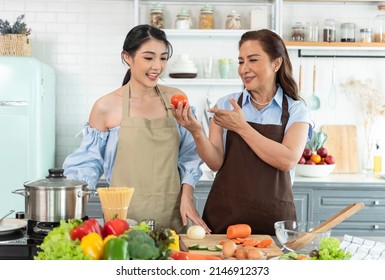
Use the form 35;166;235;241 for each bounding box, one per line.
0;57;56;215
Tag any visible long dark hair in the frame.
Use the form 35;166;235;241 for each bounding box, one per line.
121;24;173;86
239;29;299;101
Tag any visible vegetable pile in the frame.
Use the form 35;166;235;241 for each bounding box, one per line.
278;237;352;260
35;218;175;260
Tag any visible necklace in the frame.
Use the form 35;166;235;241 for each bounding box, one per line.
250;95;271;106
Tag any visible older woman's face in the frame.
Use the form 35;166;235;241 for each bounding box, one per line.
237;40;278;91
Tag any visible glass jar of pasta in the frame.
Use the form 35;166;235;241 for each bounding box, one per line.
199;4;214;29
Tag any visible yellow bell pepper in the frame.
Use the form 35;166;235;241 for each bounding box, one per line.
168;230;180;250
80;232;104;260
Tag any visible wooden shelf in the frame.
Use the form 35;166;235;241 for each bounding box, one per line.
285;41;385;48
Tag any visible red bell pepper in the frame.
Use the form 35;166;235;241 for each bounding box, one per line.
70;218;104;241
104;218;130;236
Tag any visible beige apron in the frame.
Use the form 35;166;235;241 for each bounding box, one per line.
110;84;185;233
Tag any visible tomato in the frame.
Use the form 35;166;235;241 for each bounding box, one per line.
171;94;188;108
171;252;190;260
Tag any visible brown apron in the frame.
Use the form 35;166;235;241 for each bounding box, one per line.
110;84;185;233
202;93;296;235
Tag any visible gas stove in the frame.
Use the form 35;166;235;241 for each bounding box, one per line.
0;220;59;260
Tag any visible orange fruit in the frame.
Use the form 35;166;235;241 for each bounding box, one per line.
310;154;322;164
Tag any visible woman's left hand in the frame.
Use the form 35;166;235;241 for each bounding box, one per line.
180;184;211;234
209;98;248;133
170;102;202;134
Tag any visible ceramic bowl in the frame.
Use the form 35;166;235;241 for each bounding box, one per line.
295;164;335;177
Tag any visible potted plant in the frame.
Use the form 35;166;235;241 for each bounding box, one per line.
0;14;32;56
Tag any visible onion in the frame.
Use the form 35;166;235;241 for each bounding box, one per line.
186;225;206;240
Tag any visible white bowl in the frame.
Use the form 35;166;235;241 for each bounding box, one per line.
295;164;335;177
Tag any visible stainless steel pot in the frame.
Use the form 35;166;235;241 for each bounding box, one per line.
12;168;94;222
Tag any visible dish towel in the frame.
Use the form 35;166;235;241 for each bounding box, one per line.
340;235;385;260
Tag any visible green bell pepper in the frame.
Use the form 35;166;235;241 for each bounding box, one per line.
103;237;130;260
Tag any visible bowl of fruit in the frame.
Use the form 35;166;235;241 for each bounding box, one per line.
296;131;336;177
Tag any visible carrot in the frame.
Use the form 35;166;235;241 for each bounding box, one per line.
242;238;259;247
256;239;273;248
226;224;252;239
171;250;222;260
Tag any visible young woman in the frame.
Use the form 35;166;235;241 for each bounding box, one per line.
172;29;312;235
63;24;209;234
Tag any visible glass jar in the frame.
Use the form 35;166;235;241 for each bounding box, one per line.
175;7;191;30
306;22;319;42
374;5;385;42
360;28;372;43
340;22;355;42
323;19;336;42
291;22;305;41
226;10;242;30
150;3;164;29
199;4;214;29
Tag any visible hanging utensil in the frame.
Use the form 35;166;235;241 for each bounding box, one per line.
298;59;304;98
327;57;337;108
0;210;15;223
284;202;365;251
307;62;321;110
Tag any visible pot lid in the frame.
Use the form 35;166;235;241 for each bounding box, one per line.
24;168;88;189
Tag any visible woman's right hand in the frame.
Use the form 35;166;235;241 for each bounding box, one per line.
170;102;203;135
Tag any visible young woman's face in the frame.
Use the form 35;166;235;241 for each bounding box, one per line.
237;40;279;91
125;39;169;86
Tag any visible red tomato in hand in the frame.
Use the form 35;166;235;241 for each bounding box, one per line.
171;94;188;108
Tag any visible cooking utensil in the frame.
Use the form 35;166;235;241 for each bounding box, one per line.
0;210;15;223
12;168;94;222
284;202;365;250
327;59;337;108
308;64;321;110
298;61;304;98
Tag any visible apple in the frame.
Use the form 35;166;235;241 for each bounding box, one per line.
302;148;313;160
324;155;336;164
317;147;328;158
317;160;327;165
298;156;306;164
305;160;316;165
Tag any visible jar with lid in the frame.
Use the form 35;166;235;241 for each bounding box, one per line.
226;10;242;30
374;5;385;42
199;4;214;29
175;7;192;30
291;22;305;41
360;28;372;43
340;22;355;42
323;19;336;42
150;2;164;29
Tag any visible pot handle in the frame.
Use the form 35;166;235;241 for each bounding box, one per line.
77;189;95;198
12;189;29;197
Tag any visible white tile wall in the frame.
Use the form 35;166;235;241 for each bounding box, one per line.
1;0;385;172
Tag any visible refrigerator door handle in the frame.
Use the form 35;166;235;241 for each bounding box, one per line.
0;101;28;106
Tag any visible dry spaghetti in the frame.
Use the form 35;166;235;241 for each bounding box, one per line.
97;187;135;222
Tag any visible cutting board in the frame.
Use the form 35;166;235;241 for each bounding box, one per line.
180;234;283;259
321;125;359;173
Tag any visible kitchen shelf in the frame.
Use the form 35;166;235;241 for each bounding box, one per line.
159;78;243;86
285;41;385;58
164;29;246;39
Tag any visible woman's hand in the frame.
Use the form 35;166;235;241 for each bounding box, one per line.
208;98;248;133
170;102;203;135
180;184;211;234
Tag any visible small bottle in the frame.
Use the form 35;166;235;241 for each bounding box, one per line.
175;7;191;30
323;19;336;42
340;23;355;42
199;4;214;29
374;5;385;42
150;3;165;29
374;140;382;175
226;10;242;30
360;28;372;43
